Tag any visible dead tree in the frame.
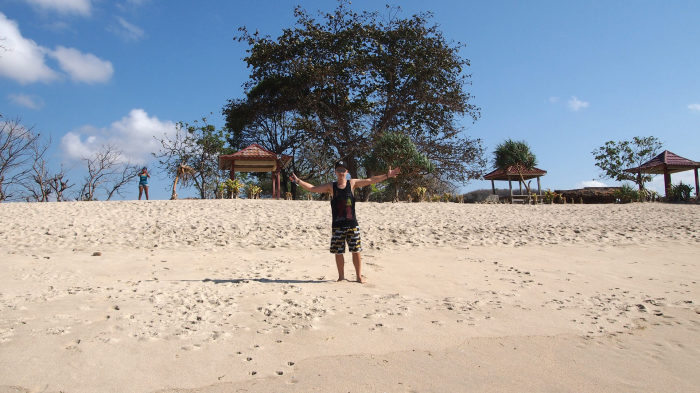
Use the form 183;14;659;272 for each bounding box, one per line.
23;135;53;201
49;171;72;202
78;145;139;201
0;116;40;202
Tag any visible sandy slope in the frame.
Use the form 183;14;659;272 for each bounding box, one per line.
0;200;698;393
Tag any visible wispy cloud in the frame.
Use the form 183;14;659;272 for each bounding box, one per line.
576;180;607;188
0;13;58;84
49;46;113;84
109;17;145;42
568;96;589;111
688;103;700;112
548;96;560;103
61;109;177;164
8;93;44;109
24;0;92;16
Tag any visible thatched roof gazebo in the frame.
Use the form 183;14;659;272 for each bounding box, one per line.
483;165;547;203
218;144;292;199
624;150;699;200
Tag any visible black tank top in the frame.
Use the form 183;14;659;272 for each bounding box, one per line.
331;181;358;228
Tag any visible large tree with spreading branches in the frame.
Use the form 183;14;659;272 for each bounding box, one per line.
592;136;663;190
224;1;485;199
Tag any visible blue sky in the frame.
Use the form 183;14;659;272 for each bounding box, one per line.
1;0;699;200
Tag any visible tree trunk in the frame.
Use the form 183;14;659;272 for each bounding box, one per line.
393;180;399;202
171;175;180;200
518;172;531;195
637;171;644;190
290;181;297;200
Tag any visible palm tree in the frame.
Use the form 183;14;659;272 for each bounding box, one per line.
171;163;196;200
494;139;537;196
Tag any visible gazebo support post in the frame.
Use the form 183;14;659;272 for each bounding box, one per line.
695;168;699;200
508;178;513;204
663;166;672;200
275;170;281;199
229;163;235;180
491;180;496;195
537;177;541;195
519;180;522;195
271;171;276;200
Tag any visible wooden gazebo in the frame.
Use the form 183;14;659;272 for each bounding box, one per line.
483;165;547;203
624;150;699;200
218;144;292;199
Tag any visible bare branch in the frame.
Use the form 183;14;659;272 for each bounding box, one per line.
49;168;73;202
23;135;52;201
77;145;138;201
0;117;41;201
106;163;140;200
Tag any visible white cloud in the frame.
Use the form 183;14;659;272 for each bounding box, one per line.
568;96;589;111
548;96;560;103
688;103;700;112
8;93;44;109
49;46;113;83
110;17;145;41
576;180;607;188
61;109;178;164
0;13;58;84
24;0;92;16
0;13;113;85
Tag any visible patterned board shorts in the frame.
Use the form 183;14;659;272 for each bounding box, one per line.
330;226;362;254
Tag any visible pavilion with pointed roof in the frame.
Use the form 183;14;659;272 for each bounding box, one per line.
624;150;699;200
218;143;292;199
483;164;547;203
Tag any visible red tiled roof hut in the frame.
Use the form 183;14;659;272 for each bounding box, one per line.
624;150;699;199
483;165;547;203
218;144;292;199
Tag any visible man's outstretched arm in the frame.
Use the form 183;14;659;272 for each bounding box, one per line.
290;173;332;194
352;167;401;188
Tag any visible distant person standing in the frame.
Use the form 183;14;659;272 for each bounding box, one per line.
138;167;150;200
290;160;400;283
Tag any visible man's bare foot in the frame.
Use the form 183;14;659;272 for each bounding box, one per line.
356;276;365;284
337;276;345;282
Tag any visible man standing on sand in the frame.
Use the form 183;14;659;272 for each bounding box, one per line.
290;160;401;283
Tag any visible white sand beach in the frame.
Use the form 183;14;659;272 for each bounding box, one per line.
0;200;699;392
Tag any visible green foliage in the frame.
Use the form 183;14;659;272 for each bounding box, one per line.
494;139;537;170
637;188;659;202
493;139;537;195
415;186;427;202
246;183;262;199
364;132;434;175
592;136;663;190
542;189;558;204
613;184;639;203
670;181;694;202
363;132;433;201
227;0;485;196
154;115;229;199
218;178;244;199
